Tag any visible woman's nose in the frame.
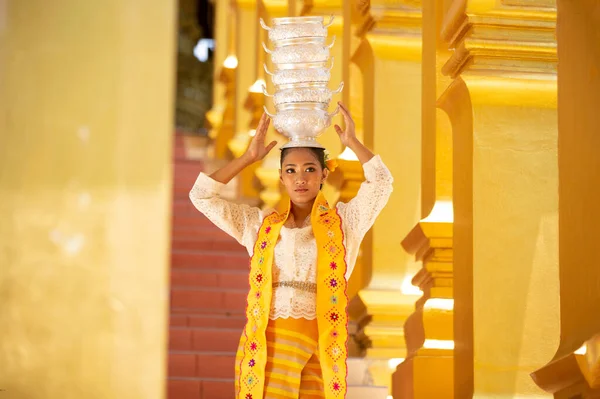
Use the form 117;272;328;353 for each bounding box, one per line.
295;174;307;184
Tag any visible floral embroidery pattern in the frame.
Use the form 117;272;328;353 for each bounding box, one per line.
251;303;263;320
260;241;267;249
330;311;339;322
248;359;255;367
325;274;340;293
332;347;340;357
330;261;337;270
329;376;344;394
327;342;343;361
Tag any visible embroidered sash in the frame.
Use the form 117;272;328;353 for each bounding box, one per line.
236;191;349;399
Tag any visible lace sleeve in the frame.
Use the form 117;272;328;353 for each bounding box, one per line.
337;155;394;276
189;173;262;254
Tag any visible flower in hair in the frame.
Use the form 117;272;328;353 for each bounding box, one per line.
323;150;338;172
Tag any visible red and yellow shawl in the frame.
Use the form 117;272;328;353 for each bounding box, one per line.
236;191;349;399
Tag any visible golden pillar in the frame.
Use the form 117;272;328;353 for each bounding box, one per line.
210;0;230;116
440;1;560;397
207;0;238;160
0;0;175;397
395;218;454;398
349;0;424;389
209;61;238;161
393;0;455;396
228;0;264;202
531;0;600;396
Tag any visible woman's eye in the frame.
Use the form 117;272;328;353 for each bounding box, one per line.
286;168;295;174
306;167;316;172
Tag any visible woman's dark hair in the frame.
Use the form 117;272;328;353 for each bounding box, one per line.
280;147;327;170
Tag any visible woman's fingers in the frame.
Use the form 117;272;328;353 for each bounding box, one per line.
254;114;270;143
337;101;353;127
256;113;269;136
265;140;278;154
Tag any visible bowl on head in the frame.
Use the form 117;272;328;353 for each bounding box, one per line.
264;103;340;140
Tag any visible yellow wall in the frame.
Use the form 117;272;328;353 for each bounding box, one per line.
0;1;176;397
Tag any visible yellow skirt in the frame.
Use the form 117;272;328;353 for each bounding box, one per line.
235;317;325;399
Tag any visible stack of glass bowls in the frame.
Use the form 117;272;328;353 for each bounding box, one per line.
260;16;343;149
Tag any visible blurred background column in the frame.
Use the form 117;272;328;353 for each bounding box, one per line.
0;1;176;398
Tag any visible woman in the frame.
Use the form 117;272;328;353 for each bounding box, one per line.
189;102;393;399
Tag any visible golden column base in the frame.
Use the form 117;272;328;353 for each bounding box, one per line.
352;290;416;388
531;334;600;397
393;202;454;398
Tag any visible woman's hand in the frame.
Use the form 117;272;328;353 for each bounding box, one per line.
244;113;278;163
333;101;375;165
334;101;358;147
209;113;277;184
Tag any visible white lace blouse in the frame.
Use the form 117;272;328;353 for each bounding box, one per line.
189;155;393;320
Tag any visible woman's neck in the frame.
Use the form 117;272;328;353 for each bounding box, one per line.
290;200;314;226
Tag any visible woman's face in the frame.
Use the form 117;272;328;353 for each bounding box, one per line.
280;148;329;206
